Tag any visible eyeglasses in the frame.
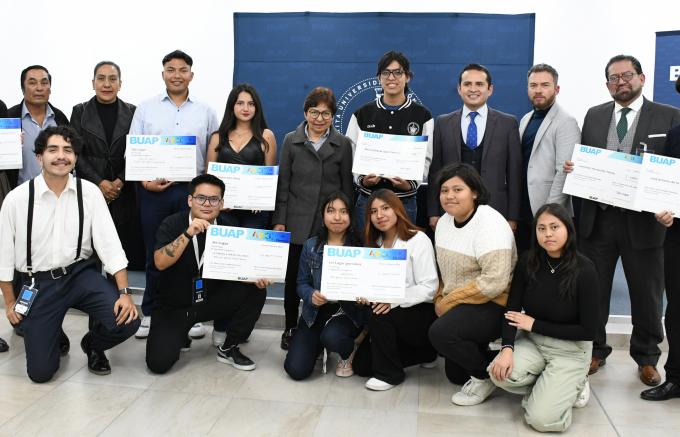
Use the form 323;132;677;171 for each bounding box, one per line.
191;195;222;206
307;109;333;120
607;72;638;84
380;69;405;79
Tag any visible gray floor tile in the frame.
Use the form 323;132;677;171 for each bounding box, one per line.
313;405;418;437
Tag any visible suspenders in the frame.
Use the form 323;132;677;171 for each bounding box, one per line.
25;177;84;277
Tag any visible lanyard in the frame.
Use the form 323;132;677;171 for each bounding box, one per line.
26;177;84;277
189;215;215;275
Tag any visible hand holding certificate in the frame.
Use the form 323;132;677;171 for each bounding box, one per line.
207;161;279;210
563;144;641;210
352;131;428;181
320;246;406;303
202;226;290;282
0;118;22;170
125;135;197;181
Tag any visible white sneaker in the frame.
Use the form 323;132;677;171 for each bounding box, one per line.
451;377;496;406
212;329;227;347
336;358;354;377
574;380;590;408
189;323;206;339
365;377;395;391
135;316;151;339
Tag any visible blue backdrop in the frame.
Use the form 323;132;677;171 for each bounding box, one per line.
654;31;680;107
233;12;535;142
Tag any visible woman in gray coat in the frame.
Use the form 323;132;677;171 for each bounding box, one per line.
273;87;354;349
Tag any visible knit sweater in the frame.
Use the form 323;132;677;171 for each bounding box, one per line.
433;205;517;315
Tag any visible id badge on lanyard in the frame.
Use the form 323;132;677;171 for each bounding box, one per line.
15;278;39;316
190;217;207;306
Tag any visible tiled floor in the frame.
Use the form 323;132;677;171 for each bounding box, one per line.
0;314;677;437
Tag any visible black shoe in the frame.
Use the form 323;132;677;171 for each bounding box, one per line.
280;328;295;350
14;325;24;337
217;345;256;371
0;337;8;353
59;329;70;356
641;380;680;401
80;334;111;375
181;336;192;352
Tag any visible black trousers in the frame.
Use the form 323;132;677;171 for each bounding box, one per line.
664;238;680;383
145;282;265;374
429;302;504;383
580;207;664;365
353;303;437;385
19;261;140;383
283;243;304;330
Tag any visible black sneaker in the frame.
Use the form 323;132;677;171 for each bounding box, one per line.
60;329;70;356
181;336;192;352
80;333;111;375
217;345;256;371
280;328;295;350
0;337;8;353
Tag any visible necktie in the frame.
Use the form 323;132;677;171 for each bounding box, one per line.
466;111;479;149
617;107;632;142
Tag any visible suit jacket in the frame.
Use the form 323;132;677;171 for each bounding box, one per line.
664;123;680;243
428;107;522;219
272;122;354;245
580;97;680;249
5;100;69;189
519;102;581;215
71;97;136;185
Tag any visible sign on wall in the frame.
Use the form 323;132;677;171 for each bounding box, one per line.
654;30;680;106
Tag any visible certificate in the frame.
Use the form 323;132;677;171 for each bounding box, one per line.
125;135;197;181
320;246;406;302
207;162;279;210
0;118;22;170
634;153;680;216
202;226;290;282
563;144;642;210
352;131;428;181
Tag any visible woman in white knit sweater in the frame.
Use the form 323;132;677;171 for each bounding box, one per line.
352;188;439;391
428;163;517;406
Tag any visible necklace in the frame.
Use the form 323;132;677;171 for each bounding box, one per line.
546;257;562;274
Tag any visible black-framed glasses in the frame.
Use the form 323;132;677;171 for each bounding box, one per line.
307;109;333;120
380;69;405;79
191;195;222;206
607;72;637;84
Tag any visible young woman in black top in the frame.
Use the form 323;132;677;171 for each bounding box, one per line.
489;203;599;433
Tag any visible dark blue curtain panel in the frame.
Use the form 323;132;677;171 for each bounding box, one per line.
233;12;535;144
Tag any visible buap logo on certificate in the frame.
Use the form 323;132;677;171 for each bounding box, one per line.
125;135;197;181
207;161;279;211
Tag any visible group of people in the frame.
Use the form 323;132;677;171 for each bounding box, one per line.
1;48;679;433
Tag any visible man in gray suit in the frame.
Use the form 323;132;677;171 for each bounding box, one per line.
428;64;521;231
516;64;580;251
576;55;680;385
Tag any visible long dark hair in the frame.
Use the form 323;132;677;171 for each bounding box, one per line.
214;83;270;153
314;191;359;250
364;189;420;247
526;203;579;299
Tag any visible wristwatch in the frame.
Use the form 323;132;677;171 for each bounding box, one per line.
118;287;132;295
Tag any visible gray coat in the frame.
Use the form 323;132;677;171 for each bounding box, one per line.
519;102;581;215
273;122;354;245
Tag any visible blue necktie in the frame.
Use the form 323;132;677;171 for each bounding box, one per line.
466;111;479;149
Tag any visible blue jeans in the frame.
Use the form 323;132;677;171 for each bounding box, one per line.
354;193;417;239
284;308;361;381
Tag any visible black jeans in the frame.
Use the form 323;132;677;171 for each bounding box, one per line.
353;303;437;385
664;238;680;383
146;282;265;374
284;304;362;381
19;262;140;383
429;302;504;383
283;243;304;330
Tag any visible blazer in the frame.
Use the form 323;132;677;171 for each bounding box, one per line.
272;122;354;245
580;97;680;249
518;102;581;215
428;106;522;219
71;97;136;184
664;123;680;243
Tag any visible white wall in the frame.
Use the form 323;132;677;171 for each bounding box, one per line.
2;0;678;125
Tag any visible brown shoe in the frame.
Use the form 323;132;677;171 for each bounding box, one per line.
638;365;661;386
588;357;606;375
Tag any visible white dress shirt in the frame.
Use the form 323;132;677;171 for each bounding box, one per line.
0;174;128;281
129;91;218;176
461;104;489;146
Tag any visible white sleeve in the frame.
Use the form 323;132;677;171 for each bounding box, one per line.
421;117;435;185
397;232;439;308
88;186;128;274
345;114;362;185
0;192;17;281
